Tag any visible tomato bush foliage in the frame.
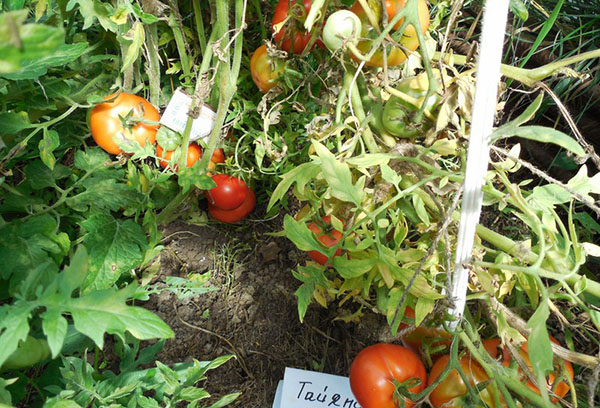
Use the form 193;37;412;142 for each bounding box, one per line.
1;0;600;406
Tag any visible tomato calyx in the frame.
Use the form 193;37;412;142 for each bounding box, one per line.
272;0;314;55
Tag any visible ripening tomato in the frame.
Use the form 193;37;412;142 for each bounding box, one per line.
428;354;497;408
482;337;574;400
250;45;285;92
207;174;249;211
211;148;226;163
307;216;343;265
349;0;430;67
208;188;256;223
156;143;202;171
89;92;160;155
349;343;426;408
272;0;312;54
400;307;451;358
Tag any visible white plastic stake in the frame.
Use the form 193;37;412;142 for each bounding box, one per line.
448;0;511;329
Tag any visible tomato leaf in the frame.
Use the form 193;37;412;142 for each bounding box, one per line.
332;256;376;279
526;301;553;380
67;284;173;348
41;308;68;358
0;301;34;368
312;141;364;206
39;129;60;170
283;215;324;252
0;112;32;134
67;178;142;212
121;22;145;73
293;264;331;322
414;297;435;326
80;214;148;291
268;162;321;211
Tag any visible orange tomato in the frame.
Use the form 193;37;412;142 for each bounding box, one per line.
482;337;574;400
89;93;160;155
250;45;284;92
156;143;203;171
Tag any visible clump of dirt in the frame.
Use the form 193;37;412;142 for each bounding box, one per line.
143;219;387;407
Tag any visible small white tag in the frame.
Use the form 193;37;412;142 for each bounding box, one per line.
275;367;362;408
272;380;283;408
160;88;217;143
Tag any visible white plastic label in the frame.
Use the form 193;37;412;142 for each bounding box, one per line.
160;88;217;143
273;367;362;408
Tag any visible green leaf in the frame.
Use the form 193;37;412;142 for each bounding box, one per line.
493;125;585;157
41;309;68;358
67;177;142;212
59;246;90;296
0;10;65;76
0;377;16;405
156;360;179;394
412;195;430;226
74;148;112;172
414;297;435;326
69;284;173;348
332;256;376;279
66;0;117;31
205;393;241;408
177;168;215;193
312;141;364;205
0;112;31;134
24;161;70;190
39;129;60;170
267;162;321;211
526;301;553;381
0;301;33;368
380;163;401;185
80;214;148;291
509;0;528;20
179;387;210;402
43;398;84;408
283;215;323;252
121;22;145;72
292;264;330;322
2;42;88;80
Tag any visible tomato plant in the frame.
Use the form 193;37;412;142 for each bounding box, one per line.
208;188;256;224
207;174;249;211
306;216;343;265
349;0;430;67
349;343;426;408
89;92;160;155
250;45;285;92
482;337;574;400
427;354;497;408
272;0;312;54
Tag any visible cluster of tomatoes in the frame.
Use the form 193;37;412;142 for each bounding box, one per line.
249;0;431;92
88;92;255;223
303;218;573;406
350;334;574;408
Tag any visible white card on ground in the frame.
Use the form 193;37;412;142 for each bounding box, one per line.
159;88;217;143
278;367;362;408
272;380;283;408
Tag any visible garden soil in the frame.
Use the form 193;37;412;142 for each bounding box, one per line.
144;214;388;407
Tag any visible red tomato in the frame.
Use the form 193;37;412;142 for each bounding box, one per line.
89;93;160;155
482;337;574;400
349;343;426;408
156;143;202;171
272;0;313;54
307;216;343;265
427;354;496;408
349;0;430;67
208;188;256;223
400;307;451;358
207;174;249;211
250;45;284;92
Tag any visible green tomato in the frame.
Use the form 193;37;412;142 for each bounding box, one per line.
383;72;440;138
322;10;362;52
2;336;51;370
